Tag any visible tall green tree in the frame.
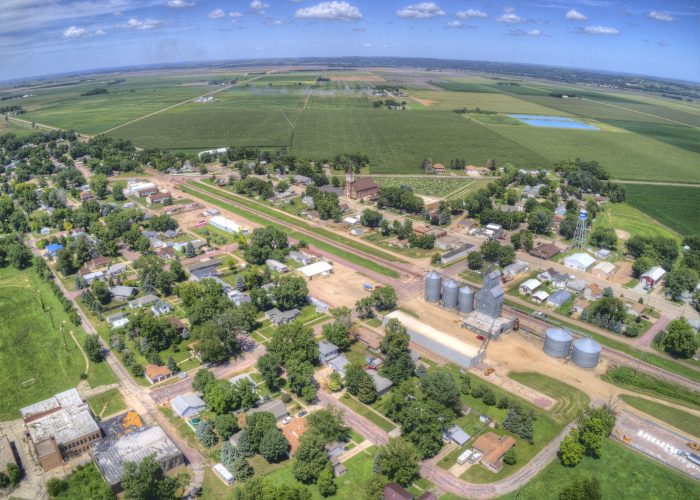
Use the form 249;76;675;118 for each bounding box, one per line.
380;319;415;385
120;455;182;500
374;438;420;487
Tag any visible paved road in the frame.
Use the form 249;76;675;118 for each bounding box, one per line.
637;315;670;347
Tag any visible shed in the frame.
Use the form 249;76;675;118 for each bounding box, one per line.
519;279;541;295
564;253;596;272
532;290;550;303
298;261;333;278
443;424;471;445
265;259;289;273
592;261;616;278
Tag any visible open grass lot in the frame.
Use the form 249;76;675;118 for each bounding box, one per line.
507;372;590;423
372;176;473;197
603;367;700;411
0;266;116;419
596;200;680;241
340;393;397;432
87;388;127;418
622;184;700;236
498;440;700;500
49;462;114;499
620;395;700;439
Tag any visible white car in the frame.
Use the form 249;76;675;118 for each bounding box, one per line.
282;416;292;425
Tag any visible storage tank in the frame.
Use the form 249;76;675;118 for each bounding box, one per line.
458;286;474;313
441;279;459;309
572;338;601;368
543;327;573;358
424;271;442;303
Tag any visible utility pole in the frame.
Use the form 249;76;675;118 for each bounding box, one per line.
60;321;68;352
47;306;56;330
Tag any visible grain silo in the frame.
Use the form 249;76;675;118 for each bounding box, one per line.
424;271;442;303
572;338;602;368
458;286;474;313
441;279;459;309
543;328;573;358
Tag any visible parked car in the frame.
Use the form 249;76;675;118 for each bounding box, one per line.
296;410;308;418
282;416;292;425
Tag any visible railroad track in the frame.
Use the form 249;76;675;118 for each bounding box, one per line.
509;309;700;393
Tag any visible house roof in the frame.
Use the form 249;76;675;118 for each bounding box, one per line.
109;286;135;297
586;283;602;296
145;364;172;381
350;177;378;192
642;266;666;281
529;243;560;258
171;394;205;418
564;253;596;269
473;432;516;465
329;355;349;373
547;289;572;306
593;261;616;275
129;294;159;307
446;424;470;445
532;290;550;301
384;482;413;500
520;279;541;291
249;399;288;420
318;341;339;356
366;369;393;393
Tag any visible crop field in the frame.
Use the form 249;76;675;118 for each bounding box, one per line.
372;176;473;197
0;266;116;419
595;198;680;241
410;88;564;115
623;184;700;236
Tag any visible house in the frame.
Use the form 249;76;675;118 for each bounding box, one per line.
310;296;329;313
641;266;666;289
146;192;172;205
538;268;568;289
318;341;340;364
343;216;360;226
443;424;471;446
265;259;289;273
227;290;252;306
129;294;159;309
529;243;561;260
566;279;586;293
107;312;129;329
158;247;175;260
473;432;516;472
547;289;572;308
532;290;550;304
292;175;313;185
583;284;603;301
135;186;158;198
573;299;590;314
432;163;446;175
229;373;258;391
108;263;127;277
591;261;616;279
564;253;596;272
151;300;172;317
187;259;221;281
46;243;64;256
166;316;187;335
366;369;393;396
519;278;541;295
345;176;379;201
144;365;173;385
414;225;447;239
83;271;104;284
289;251;312;266
265;308;301;325
301;196;315;208
325;441;347;460
249;399;288;421
626;302;645;318
93;426;184;491
109;286;136;300
502;260;529;280
301;247;323;261
86;256;110;270
329;355;350;377
21;389;101;470
171;394;206;419
384;483;413;500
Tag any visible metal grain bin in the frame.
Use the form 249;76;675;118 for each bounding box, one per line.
572;338;602;368
424;271;442;303
441;279;459;309
458;286;474;313
543;327;573;358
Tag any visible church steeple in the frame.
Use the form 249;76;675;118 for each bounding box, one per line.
345;165;355;185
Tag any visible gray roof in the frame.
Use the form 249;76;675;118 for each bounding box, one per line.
329;355;349;373
171;394;206;418
547;289;572;306
445;424;471;445
93;426;182;486
21;389;99;448
366;370;393;393
129;294;159;308
106;312;127;322
109;286;135;298
267;308;301;324
318;341;339;356
249;399;288;420
152;300;172;313
108;263;127;274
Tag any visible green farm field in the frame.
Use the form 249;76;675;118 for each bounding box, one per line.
622;184;700;236
596;199;681;241
372;176;473;197
0;266;116;419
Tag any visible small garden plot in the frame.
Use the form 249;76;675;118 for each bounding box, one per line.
373;176;473;197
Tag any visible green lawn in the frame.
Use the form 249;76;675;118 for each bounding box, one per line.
596;197;681;241
0;266;116;419
340;393;397;432
48;462;114;499
498;440;700;500
603;367;700;411
507;372;590;423
620;395;700;438
87;388;127;418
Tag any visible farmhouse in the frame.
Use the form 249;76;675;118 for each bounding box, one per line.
21;388;101;470
93;425;184;491
641;266;666;289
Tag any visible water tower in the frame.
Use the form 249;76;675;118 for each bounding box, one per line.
572;209;588;249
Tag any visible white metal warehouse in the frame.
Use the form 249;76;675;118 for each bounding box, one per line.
383;310;485;369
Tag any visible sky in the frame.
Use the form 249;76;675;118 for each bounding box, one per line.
2;1;699;83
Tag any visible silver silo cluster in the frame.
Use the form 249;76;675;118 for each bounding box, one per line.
424;271;442;303
442;279;459;309
543;328;573;358
572;338;602;368
458;285;474;313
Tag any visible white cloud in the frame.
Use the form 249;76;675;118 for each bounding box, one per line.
62;26;89;38
497;7;525;24
250;0;269;13
565;9;587;21
456;9;487;20
230;12;243;18
208;9;225;19
396;3;445;19
580;25;619;35
647;11;673;22
509;28;541;36
295;2;362;21
446;20;463;29
117;18;165;30
167;0;194;8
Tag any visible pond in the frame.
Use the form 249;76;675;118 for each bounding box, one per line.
508;114;600;130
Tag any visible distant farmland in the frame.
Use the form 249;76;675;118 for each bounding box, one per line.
623;184;700;236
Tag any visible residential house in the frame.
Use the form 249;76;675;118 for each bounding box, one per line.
151;300;172;317
640;266;666;289
519;278;541;295
265;308;301;325
531;290;550;304
583;284;603;301
473;432;516;472
144;365;173;385
85;256;110;270
109;286;136;300
292;175;313;186
227;290;252;307
366;369;393;396
129;294;159;309
566;279;586;293
443;424;470;446
83;271;104;284
289;251;312;266
432;163;446;175
529;243;561;260
310;296;329;313
158;247;175;260
171;394;206;419
318;341;340;364
573;299;590;315
383;483;413;500
46;243;64;257
325;441;346;460
108;263;127;277
265;259;289;273
538;268;568;289
546;289;572;308
249;399;288;421
502;260;529;281
107;312;129;329
229;373;258;391
329;355;350;377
